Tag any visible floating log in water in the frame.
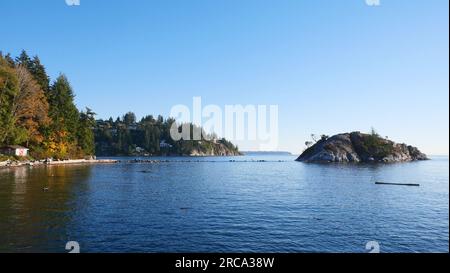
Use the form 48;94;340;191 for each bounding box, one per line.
375;182;420;187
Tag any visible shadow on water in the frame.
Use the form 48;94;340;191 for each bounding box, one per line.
0;165;92;253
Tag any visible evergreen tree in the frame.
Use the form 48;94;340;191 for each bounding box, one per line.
123;112;136;126
0;56;19;144
0;52;15;67
46;74;80;158
15;50;33;71
77;108;96;155
48;74;80;135
30;56;50;92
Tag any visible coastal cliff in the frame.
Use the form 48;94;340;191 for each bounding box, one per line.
188;142;242;156
296;132;428;163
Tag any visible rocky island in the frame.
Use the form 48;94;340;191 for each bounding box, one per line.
296;131;428;163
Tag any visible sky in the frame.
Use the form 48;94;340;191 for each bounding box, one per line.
1;0;448;154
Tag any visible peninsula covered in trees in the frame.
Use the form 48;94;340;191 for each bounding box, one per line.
0;51;240;161
94;113;241;156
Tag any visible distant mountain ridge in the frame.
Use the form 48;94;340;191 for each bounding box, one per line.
242;151;293;155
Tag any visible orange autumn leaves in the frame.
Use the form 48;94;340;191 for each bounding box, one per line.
13;66;51;146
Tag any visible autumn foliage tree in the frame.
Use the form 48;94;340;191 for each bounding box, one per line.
12;66;51;147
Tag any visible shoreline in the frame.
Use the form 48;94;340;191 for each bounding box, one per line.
0;158;118;169
0;153;244;169
96;152;243;157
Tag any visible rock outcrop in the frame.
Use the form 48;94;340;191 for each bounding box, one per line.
188;142;242;156
296;132;428;163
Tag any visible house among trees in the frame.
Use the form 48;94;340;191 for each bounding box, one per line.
135;146;145;153
159;140;173;149
0;145;29;157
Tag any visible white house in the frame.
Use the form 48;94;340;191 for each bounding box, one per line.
159;140;173;149
0;145;29;157
135;146;145;153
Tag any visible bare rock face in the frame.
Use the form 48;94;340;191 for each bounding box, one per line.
296;132;428;163
189;143;242;156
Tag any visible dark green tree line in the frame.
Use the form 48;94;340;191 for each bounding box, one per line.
95;113;240;156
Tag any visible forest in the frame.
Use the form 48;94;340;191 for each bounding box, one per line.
94;112;240;156
0;50;95;159
0;51;239;159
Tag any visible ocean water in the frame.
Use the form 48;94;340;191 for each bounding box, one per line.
0;155;448;253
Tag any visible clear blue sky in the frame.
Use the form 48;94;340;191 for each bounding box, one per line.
1;0;448;154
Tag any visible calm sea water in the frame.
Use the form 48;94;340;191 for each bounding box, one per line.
0;155;448;253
